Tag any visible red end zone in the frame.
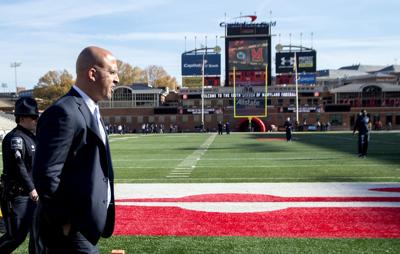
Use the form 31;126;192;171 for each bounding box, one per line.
114;192;400;238
115;206;400;238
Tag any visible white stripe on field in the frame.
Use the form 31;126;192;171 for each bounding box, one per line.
115;176;400;182
174;133;216;170
165;134;216;178
115;182;400;199
114;182;400;212
115;201;400;213
114;164;400;169
114;158;182;162
114;156;347;162
113;156;400;162
109;136;138;142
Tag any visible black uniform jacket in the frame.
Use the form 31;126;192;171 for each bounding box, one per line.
2;125;36;196
33;88;115;245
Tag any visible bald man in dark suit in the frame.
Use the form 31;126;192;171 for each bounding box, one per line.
33;46;119;253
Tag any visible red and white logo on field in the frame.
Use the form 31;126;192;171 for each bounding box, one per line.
114;183;400;238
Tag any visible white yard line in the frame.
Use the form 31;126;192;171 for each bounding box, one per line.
114;156;349;162
114;158;182;162
165;134;217;178
114;164;400;169
115;182;400;212
115;201;400;213
174;133;216;170
109;136;138;142
115;182;400;198
115;176;400;182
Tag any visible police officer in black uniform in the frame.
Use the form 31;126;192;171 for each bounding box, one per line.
218;121;223;135
0;97;39;253
353;112;363;155
284;117;293;141
353;109;370;157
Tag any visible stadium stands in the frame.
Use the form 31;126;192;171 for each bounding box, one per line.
0;111;16;139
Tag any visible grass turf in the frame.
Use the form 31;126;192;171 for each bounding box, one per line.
11;236;400;253
3;131;400;253
111;132;400;183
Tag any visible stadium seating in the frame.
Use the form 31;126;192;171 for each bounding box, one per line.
0;111;16;139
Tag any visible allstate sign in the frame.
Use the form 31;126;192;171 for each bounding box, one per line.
181;53;221;76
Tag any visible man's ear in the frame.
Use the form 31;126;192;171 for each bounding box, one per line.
88;68;96;82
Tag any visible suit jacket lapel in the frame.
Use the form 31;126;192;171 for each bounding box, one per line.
68;88;105;145
68;88;111;178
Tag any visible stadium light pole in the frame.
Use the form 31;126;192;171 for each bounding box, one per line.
200;45;221;131
10;62;22;96
1;83;7;93
201;53;206;130
294;52;299;123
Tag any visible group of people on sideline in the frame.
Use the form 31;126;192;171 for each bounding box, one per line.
217;121;230;135
141;123;179;134
105;124;128;135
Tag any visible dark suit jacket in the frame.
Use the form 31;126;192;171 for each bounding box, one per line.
33;88;115;245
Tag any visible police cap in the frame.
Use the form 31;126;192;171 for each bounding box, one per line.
14;97;39;117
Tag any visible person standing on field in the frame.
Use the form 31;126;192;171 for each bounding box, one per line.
353;109;370;157
0;97;39;253
284;117;293;141
33;46;118;253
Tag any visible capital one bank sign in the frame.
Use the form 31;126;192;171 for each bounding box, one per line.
181;53;221;76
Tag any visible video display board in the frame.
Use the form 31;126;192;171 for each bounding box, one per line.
225;23;270;117
228;39;268;71
226;37;271;86
275;51;317;73
205;76;221;86
225;23;271;87
228;70;266;86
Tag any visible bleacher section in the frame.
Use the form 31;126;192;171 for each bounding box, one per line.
0;112;16;139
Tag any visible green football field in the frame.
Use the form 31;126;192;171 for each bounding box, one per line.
110;131;400;183
6;131;400;253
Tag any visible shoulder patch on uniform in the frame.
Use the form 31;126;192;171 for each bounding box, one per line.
15;150;22;159
11;137;23;150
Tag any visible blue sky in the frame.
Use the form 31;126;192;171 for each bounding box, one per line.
0;0;399;90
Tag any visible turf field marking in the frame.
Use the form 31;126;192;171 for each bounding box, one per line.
166;134;217;178
113;155;400;162
109;136;138;142
113;182;400;238
115;176;400;182
114;158;182;162
115;182;400;213
114;164;400;169
113;156;355;162
164;135;191;138
117;201;400;212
